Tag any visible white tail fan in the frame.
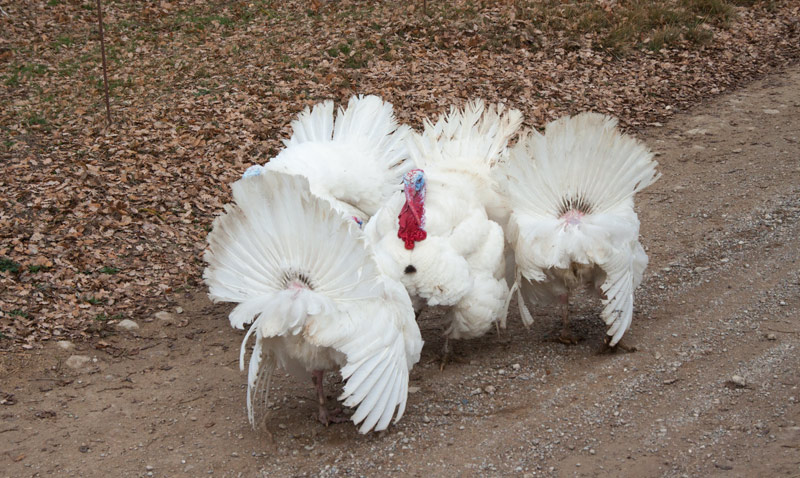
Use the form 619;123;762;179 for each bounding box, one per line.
502;112;659;345
409;99;523;170
264;95;413;218
204;171;422;433
504;113;660;219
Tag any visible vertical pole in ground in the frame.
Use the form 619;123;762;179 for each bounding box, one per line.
96;0;111;126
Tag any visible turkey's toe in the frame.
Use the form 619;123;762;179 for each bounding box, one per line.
317;406;348;426
601;336;638;354
554;328;579;346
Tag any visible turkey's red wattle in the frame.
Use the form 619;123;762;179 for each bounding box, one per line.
398;201;426;250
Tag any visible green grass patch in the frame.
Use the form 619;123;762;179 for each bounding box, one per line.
10;309;29;318
25;114;48;127
681;0;734;24
99;266;119;274
0;258;21;273
83;296;103;305
27;265;51;273
52;35;74;52
325;39;376;68
508;0;742;54
3;62;48;87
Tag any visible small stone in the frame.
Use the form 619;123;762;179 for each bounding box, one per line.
766;333;777;341
484;385;496;395
116;319;139;331
470;388;482;396
57;340;74;350
175;307;184;314
79;445;89;453
728;375;747;388
231;452;239;457
408;386;420;394
422;416;431;423
763;109;780;115
589;448;596;455
278;424;287;430
155;311;176;322
693;266;710;273
66;355;91;369
732;148;742;153
145;465;154;471
511;363;521;371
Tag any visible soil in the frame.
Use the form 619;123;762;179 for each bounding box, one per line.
2;65;799;478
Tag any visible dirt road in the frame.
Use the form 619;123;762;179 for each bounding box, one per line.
2;65;799;478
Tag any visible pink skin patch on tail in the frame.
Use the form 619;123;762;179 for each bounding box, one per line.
287;280;308;298
560;209;584;226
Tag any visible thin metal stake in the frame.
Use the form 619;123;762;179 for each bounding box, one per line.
96;0;111;126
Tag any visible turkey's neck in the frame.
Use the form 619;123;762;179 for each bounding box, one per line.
398;181;427;250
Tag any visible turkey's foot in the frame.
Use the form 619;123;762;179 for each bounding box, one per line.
600;336;638;354
438;338;467;371
551;295;578;345
317;406;349;426
545;326;579;345
557;328;580;345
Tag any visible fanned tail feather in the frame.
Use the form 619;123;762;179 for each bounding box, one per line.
269;95;412;217
409;99;523;171
505;112;660;218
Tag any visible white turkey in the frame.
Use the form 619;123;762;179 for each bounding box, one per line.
243;94;411;222
365;100;522;366
204;171;423;434
499;112;660;348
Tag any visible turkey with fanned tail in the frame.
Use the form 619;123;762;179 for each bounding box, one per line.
204;171;423;434
365;100;522;367
498;112;660;348
243;95;412;222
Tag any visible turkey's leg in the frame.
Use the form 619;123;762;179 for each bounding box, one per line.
312;370;347;425
439;337;450;371
557;292;579;345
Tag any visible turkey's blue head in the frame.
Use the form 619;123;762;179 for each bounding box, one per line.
398;169;427;250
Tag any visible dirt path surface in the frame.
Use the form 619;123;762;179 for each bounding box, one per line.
2;66;800;478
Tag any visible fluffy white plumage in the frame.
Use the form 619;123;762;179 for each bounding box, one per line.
248;95;412;220
204;171;422;434
499;112;660;345
366;100;523;340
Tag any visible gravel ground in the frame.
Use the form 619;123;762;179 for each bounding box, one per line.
1;64;799;478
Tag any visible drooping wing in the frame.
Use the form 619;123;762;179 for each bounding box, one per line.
304;279;422;433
